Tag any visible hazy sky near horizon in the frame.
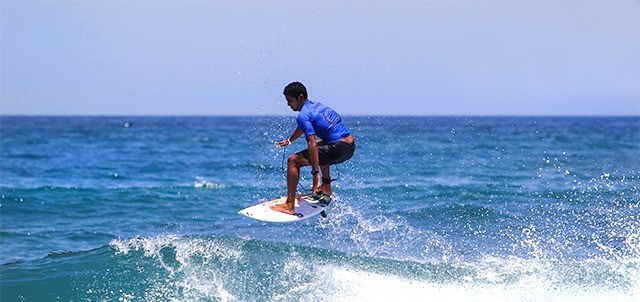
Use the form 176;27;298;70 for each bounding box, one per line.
2;0;639;116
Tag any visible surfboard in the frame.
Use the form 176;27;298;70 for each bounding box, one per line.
238;193;331;223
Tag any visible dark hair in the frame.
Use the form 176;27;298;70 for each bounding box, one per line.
283;82;308;99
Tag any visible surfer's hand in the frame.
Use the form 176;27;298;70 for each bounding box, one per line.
275;139;291;147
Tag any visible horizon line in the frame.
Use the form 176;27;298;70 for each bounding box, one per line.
1;113;639;118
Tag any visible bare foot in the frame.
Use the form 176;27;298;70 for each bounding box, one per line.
270;202;295;215
317;184;333;196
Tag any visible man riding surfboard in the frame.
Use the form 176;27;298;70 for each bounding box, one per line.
271;82;356;215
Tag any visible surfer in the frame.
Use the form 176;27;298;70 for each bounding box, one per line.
271;82;356;215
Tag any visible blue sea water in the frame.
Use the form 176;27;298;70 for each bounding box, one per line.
1;116;639;301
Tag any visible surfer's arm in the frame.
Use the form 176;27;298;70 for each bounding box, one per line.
276;127;304;147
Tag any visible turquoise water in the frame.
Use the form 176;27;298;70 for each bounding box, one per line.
1;116;639;301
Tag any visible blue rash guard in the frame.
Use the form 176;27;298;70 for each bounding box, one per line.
297;100;351;144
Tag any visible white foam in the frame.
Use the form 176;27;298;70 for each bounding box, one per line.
107;235;640;302
313;260;640;302
109;235;243;301
193;176;225;189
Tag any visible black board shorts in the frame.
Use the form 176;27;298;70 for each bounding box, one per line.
298;141;355;166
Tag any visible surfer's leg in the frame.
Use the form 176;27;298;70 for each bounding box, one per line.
271;153;309;214
286;154;302;203
319;165;333;196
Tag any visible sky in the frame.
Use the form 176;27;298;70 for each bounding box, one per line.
1;0;639;116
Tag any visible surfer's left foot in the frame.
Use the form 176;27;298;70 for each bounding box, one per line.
270;203;295;215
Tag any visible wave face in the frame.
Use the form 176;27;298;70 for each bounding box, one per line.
2;235;639;302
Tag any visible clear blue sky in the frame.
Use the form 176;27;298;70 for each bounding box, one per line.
2;0;639;116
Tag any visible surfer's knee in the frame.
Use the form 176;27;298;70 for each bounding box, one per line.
288;154;305;167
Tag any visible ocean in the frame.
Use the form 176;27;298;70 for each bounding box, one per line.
1;116;638;301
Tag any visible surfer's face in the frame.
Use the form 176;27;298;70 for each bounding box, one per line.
285;94;305;111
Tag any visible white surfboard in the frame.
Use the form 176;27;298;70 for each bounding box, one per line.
238;193;331;223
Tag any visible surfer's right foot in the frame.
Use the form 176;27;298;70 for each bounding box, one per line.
318;184;333;196
270;203;295;215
